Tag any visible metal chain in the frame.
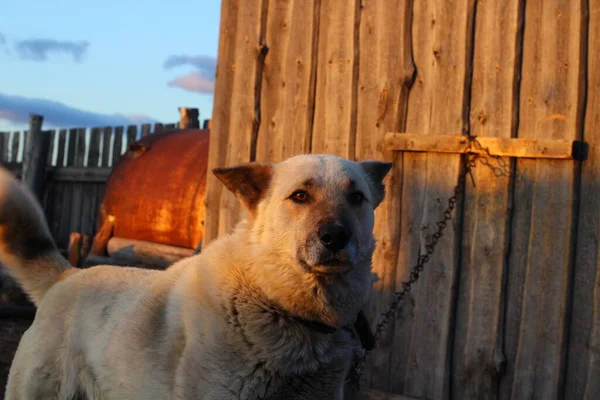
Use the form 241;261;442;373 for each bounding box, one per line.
347;135;510;389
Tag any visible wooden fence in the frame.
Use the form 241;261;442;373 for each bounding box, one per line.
203;1;599;399
0;121;177;250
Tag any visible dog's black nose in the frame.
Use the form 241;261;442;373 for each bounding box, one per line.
319;223;351;253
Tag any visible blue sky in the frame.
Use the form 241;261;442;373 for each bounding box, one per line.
0;0;221;132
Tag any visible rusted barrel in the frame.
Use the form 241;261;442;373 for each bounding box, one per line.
98;128;210;249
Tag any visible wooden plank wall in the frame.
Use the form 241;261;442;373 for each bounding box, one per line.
205;1;598;399
0;122;176;249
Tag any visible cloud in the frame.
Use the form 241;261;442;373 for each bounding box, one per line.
164;55;216;94
15;38;89;62
168;71;215;94
0;92;158;129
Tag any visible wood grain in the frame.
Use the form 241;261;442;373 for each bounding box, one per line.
392;1;476;398
215;0;268;238
564;0;600;397
451;0;524;398
203;0;240;245
501;1;587;399
310;0;359;158
353;0;414;392
255;0;319;162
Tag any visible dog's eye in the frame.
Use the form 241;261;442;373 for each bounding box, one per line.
348;192;364;206
290;190;309;203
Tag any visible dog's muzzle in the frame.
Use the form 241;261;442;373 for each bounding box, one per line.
301;221;355;274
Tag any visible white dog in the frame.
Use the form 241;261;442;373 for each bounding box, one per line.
0;154;391;399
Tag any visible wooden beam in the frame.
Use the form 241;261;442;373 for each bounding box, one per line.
384;133;587;160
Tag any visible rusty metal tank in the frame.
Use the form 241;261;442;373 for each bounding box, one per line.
98;128;210;249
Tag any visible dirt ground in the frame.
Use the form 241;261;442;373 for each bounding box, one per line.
0;318;32;399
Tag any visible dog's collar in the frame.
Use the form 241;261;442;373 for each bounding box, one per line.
293;310;376;351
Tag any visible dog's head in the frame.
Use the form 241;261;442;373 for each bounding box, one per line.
213;154;392;325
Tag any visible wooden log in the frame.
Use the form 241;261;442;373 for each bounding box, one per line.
451;0;524;398
254;0;318;162
354;0;414;391
107;237;194;269
178;107;200;129
311;0;359;159
392;1;476;398
501;1;587;399
564;0;600;397
88;215;115;257
384;133;586;160
68;232;82;267
203;0;240;245
21;114;51;201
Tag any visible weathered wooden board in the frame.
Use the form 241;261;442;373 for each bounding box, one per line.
0;131;6;163
310;0;359;158
501;1;587;399
215;0;268;238
126;125;137;147
390;1;476;398
55;129;67;167
384;134;582;160
254;0;319;162
564;0;600;397
11;131;21;163
141;123;151;137
111;126;124;166
353;0;414;392
101;127;113;167
69;128;87;236
203;0;241;245
451;0;524;399
89;128;102;168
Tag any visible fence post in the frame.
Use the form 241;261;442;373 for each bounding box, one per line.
178;107;200;129
21;114;51;200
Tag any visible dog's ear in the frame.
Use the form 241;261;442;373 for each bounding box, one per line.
213;162;274;215
358;160;393;209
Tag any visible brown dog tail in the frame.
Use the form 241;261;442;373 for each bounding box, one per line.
0;167;73;305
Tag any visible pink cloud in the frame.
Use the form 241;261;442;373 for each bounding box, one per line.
167;71;214;94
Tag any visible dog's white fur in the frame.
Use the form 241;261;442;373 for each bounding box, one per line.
0;154;391;399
